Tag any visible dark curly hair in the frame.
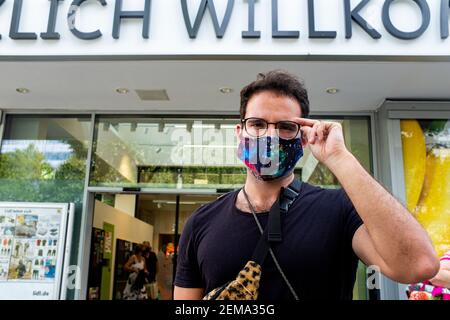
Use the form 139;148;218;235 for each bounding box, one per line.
240;70;310;120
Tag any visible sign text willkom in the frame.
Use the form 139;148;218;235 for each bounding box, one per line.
2;0;450;40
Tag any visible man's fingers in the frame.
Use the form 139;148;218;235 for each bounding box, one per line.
301;122;320;144
317;123;325;141
301;125;312;135
309;123;320;144
293;117;319;127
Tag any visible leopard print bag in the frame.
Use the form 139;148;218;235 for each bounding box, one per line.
202;261;262;300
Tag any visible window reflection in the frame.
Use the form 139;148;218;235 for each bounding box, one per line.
401;119;450;257
90;117;372;190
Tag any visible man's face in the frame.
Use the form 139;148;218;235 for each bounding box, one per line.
236;91;306;147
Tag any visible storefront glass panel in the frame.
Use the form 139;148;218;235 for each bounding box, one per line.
0;115;91;298
401;119;450;258
90;117;372;190
90;116;372;300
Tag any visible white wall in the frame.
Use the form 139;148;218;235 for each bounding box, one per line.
93;200;154;299
114;194;137;217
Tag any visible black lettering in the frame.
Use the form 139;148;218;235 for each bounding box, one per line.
181;0;234;39
308;0;336;38
68;0;107;40
344;0;381;39
0;0;4;39
272;0;299;38
242;0;260;38
441;0;450;39
41;0;64;40
10;0;38;40
113;0;151;39
382;0;430;40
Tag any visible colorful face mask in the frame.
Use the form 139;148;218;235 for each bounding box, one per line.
237;135;304;181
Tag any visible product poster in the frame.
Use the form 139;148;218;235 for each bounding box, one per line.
0;203;73;300
0;214;16;236
401;119;450;257
0;259;10;280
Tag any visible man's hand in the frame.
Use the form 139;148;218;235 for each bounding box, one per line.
294;117;439;284
294;118;349;166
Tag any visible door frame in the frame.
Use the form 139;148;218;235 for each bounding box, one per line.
79;188;221;300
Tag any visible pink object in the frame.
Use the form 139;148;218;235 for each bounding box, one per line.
440;251;450;261
431;286;443;297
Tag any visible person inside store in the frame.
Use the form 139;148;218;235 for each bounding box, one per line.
173;70;440;300
430;250;450;288
143;241;158;299
123;244;148;300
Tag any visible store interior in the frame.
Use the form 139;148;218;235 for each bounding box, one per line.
86;192;218;300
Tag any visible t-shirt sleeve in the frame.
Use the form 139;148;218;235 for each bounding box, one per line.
174;215;204;288
340;189;364;247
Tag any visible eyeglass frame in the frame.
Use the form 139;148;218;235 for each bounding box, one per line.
240;117;302;139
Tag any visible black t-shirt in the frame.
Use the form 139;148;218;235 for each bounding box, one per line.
174;182;364;300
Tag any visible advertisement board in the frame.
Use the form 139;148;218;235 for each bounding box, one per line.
0;202;74;300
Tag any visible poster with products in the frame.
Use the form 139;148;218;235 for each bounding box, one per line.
0;202;74;300
401;120;450;257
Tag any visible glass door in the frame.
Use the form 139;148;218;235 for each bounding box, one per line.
135;193;219;300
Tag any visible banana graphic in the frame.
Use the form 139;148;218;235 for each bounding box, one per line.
401;120;426;212
415;147;450;257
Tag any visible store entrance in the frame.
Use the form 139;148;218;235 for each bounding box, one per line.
86;192;219;300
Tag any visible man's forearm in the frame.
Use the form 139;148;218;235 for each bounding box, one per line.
325;150;437;273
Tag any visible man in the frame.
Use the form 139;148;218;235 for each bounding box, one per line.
143;241;158;284
16;260;27;279
174;70;439;300
142;241;158;299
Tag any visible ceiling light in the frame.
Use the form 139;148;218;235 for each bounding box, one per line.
219;87;233;94
326;87;339;94
116;88;130;94
16;88;30;94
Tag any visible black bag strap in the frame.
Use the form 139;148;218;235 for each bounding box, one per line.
250;195;280;265
247;178;302;266
243;178;302;300
268;178;302;242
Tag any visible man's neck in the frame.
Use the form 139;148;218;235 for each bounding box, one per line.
239;172;295;212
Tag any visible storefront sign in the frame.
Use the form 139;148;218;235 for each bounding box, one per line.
0;0;449;56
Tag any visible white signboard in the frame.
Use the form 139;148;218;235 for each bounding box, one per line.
0;202;74;300
0;0;449;57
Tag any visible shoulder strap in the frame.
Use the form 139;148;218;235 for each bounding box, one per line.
268;178;302;242
250;195;280;265
249;178;302;300
250;178;302;264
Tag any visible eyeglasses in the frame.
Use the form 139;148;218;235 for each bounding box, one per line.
241;118;301;140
